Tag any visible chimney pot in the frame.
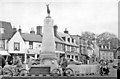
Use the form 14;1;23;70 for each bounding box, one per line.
18;25;22;33
30;28;35;34
13;26;17;33
64;28;69;34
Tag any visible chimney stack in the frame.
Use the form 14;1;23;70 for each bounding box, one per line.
12;26;17;33
64;28;69;34
36;26;42;35
30;28;35;34
18;25;22;33
53;25;58;36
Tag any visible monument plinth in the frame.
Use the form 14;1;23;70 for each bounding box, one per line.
39;4;58;72
40;16;57;60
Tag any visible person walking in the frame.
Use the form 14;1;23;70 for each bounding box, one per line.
26;56;32;70
59;55;68;76
12;54;23;74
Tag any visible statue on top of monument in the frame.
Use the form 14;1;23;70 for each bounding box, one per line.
46;4;50;15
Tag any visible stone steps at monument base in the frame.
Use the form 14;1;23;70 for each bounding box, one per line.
1;73;96;77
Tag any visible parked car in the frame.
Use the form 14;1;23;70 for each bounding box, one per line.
32;59;40;65
68;59;83;65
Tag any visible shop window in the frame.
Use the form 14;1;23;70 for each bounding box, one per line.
14;42;20;51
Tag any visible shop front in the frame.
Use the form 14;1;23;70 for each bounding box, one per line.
55;51;65;60
26;49;40;59
7;51;25;64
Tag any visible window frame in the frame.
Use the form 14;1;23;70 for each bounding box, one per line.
29;41;33;49
14;42;20;51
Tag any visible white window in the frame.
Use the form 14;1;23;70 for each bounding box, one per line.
0;28;4;34
14;42;20;51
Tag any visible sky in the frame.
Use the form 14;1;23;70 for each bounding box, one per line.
0;0;119;36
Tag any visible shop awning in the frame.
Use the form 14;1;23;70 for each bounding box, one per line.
27;49;40;54
0;51;10;55
55;51;65;54
8;51;25;54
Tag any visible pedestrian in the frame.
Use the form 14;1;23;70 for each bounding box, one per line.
12;54;23;73
59;55;68;76
0;54;6;68
26;56;32;69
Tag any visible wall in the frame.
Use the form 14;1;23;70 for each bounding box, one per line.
8;31;27;53
25;41;42;50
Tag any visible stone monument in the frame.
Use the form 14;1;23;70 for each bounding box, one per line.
39;4;58;71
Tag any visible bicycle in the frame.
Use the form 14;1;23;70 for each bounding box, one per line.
2;65;28;77
51;66;73;76
99;65;110;76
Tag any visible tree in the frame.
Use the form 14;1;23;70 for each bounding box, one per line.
97;32;119;49
81;31;96;40
81;31;96;45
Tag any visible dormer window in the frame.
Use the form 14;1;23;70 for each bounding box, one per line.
62;37;66;41
72;39;74;43
103;45;105;49
0;28;4;34
68;38;70;42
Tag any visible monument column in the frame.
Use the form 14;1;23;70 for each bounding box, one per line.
40;4;58;71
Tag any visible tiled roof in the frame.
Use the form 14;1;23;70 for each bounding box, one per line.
58;32;79;47
55;36;64;43
21;33;42;42
0;21;14;40
21;33;64;43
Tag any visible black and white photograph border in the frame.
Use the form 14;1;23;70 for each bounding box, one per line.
0;0;119;79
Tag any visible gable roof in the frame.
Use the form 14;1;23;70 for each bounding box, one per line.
0;21;14;40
